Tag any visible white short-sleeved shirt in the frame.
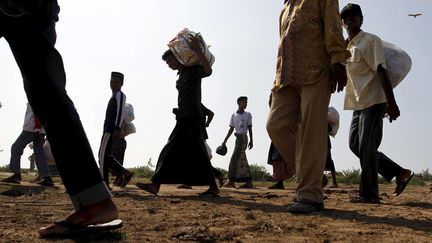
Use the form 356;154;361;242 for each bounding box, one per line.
344;31;387;111
229;111;252;135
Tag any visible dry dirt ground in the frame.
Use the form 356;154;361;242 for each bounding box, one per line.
1;173;431;243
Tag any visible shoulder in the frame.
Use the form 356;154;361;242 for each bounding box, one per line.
362;31;383;44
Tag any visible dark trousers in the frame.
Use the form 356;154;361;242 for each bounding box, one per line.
110;137;127;177
349;103;404;199
1;2;110;209
152;116;216;187
99;133;129;184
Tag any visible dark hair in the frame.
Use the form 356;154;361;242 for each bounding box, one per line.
341;3;364;23
162;49;175;61
237;96;248;103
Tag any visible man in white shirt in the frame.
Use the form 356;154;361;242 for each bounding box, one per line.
222;96;254;188
2;103;54;186
341;3;413;203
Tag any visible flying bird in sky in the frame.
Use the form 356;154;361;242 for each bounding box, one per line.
408;13;422;18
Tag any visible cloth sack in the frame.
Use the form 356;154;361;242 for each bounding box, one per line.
382;40;412;88
204;141;213;160
120;122;136;137
123;103;135;124
168;28;215;67
328;106;340;137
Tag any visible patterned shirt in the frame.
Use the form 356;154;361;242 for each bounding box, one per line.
273;0;350;90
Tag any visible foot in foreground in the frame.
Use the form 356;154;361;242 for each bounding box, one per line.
287;200;324;214
38;198;121;238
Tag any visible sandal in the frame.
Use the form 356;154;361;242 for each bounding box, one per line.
135;182;158;196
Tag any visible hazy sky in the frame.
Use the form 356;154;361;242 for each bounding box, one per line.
1;1;431;174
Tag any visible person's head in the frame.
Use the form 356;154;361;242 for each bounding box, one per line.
162;49;183;71
340;3;363;33
110;72;124;92
237;96;248;110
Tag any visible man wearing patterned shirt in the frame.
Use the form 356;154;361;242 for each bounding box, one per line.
267;0;350;214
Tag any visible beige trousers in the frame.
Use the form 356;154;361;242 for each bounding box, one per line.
267;79;330;203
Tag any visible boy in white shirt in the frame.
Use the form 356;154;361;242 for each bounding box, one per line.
222;96;254;188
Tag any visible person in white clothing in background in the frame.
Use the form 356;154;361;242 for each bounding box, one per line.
2;103;54;186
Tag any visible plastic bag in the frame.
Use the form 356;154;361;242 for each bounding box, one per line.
204;141;213;160
123;103;135;124
382;41;412;88
167;28;215;67
328;106;340;137
120;122;136;137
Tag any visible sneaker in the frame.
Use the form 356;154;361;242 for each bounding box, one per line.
37;177;54;186
2;173;22;184
287;200;324;214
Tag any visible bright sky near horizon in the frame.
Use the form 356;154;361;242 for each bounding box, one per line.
1;1;431;174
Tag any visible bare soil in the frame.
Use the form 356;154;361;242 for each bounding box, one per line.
1;173;431;242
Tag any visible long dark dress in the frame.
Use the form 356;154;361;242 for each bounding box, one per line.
151;65;215;185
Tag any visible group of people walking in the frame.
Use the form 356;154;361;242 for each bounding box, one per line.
0;0;415;238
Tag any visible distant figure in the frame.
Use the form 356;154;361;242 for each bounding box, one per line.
408;13;421;18
222;96;254;189
98;71;134;189
136;35;219;196
267;143;294;190
325;107;340;188
2;103;54;186
0;1;120;237
267;94;294;190
267;0;349;214
341;3;413;204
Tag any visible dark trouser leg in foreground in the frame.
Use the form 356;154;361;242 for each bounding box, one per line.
1;3;117;237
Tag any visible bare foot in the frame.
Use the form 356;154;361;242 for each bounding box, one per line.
38;198;118;237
